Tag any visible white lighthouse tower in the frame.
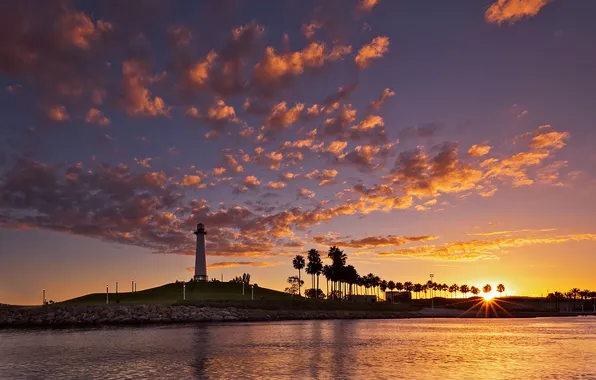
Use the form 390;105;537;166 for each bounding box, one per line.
193;223;208;281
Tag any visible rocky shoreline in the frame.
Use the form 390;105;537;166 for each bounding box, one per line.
0;304;588;328
0;304;418;328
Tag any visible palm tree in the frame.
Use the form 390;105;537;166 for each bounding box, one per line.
292;255;305;296
396;282;404;292
460;284;469;298
413;283;422;299
387;280;396;292
442;283;449;297
380;280;388;300
579;289;590;300
322;264;332;298
449;284;459;298
306;249;322;295
470;286;480;297
404;281;413;294
571;288;581;299
496;284;505;297
482;284;492;297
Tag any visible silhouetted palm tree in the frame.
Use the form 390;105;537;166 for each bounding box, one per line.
404;281;413;294
470;286;480;296
426;280;434;298
292;255;305;296
322;264;332;298
570;288;581;299
380;280;388;299
482;284;492;297
460;284;470;298
306;249;323;296
413;283;422;299
449;284;459;298
396;282;404;292
387;280;396;292
496;284;505;297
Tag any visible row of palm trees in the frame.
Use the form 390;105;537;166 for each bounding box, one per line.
547;289;596;301
291;246;506;300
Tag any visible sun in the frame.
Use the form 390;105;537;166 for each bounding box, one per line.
483;293;495;301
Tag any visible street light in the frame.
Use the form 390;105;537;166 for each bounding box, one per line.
429;274;435;313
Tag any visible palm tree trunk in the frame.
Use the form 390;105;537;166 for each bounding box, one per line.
298;269;301;296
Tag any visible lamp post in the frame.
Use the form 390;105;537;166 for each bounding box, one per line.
116;281;118;294
42;289;46;306
106;285;109;304
429;274;434;313
251;285;254;300
183;282;186;301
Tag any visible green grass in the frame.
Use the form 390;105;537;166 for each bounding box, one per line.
59;281;293;306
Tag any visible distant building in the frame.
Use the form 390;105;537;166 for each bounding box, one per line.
351;295;377;303
385;291;412;303
193;223;208;281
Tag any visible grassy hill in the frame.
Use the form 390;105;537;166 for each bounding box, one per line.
59;281;292;306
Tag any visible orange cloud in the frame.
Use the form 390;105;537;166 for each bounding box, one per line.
485;0;553;25
301;22;322;39
121;60;170;117
85;108;110;126
313;234;438;248
206;261;282;270
379;233;596;261
355;36;389;69
57;11;112;50
268;181;286;189
244;175;261;187
370;88;395;110
468;144;492;157
358;0;380;13
47;106;69;121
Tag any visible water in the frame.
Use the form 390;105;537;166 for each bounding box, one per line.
1;317;595;379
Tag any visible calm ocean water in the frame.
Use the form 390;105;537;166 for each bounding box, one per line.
1;317;595;379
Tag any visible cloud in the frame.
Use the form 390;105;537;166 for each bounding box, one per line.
253;42;351;90
468;228;557;236
224;154;244;173
379;233;596;261
369;88;395;111
355;36;389;69
301;22;322;39
47;106;69;121
206;261;282;270
305;169;338;186
244;175;261;187
485;0;553;25
358;0;380;13
261;102;305;134
297;188;316;199
468;144;492;157
267;181;286;189
85;108;110;126
399;122;444;140
313;234;438;248
121;60;170;117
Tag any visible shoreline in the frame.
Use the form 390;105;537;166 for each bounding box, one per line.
1;304;594;329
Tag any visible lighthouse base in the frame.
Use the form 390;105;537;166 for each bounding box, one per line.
193;275;208;282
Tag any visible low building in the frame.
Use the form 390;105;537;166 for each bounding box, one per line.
351;295;377;303
385;291;412;303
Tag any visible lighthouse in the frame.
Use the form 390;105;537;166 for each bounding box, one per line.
193;223;208;281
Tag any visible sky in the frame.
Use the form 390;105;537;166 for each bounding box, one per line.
1;0;595;305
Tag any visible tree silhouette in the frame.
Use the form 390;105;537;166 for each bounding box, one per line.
292;255;305;296
470;286;480;296
496;284;505;297
460;284;470;297
306;249;323;298
482;284;492;297
285;276;304;295
396;282;404;292
387;280;396;292
449;284;459;298
413;283;422;299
